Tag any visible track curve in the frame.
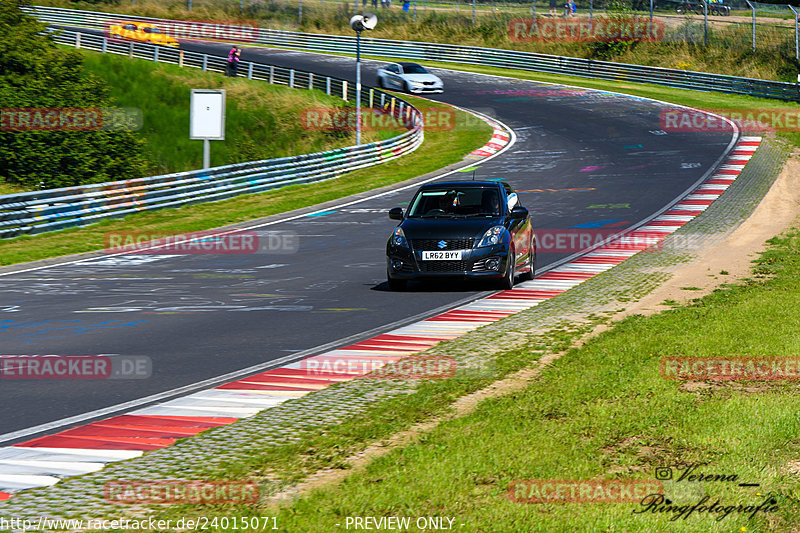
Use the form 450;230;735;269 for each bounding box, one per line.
0;36;735;440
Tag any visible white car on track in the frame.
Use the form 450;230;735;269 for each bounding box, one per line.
376;62;444;94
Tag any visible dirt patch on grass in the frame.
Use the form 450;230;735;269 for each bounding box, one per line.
679;381;785;394
609;155;800;321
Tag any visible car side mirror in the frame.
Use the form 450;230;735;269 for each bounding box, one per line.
509;205;528;220
389;207;404;220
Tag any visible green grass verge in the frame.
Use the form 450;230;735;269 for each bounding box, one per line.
237;227;800;531
78;49;385;176
0;182;29;196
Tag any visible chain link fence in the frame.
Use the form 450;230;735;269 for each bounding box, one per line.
81;0;800;56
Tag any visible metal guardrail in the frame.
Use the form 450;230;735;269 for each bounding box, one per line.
25;5;800;102
0;28;423;239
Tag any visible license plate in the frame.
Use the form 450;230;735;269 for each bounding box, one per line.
422;251;463;260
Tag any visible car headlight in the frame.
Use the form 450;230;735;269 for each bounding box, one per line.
476;226;505;248
391;227;409;248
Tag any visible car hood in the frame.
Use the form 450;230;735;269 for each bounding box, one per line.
399;217;505;240
402;73;442;83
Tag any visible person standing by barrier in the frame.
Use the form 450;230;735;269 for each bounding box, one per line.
550;0;558;16
227;46;241;77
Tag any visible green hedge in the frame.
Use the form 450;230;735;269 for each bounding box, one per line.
0;0;147;189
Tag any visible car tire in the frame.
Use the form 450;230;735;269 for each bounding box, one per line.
497;251;515;290
519;242;535;282
404;81;412;94
377;76;384;88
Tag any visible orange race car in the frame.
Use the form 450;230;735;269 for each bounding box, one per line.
108;21;179;47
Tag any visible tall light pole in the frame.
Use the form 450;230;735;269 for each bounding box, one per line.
791;5;799;61
350;12;377;146
703;0;708;46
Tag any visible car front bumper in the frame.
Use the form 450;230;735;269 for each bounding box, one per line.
387;244;509;281
408;86;444;94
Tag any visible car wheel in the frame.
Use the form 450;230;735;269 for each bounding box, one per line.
497;251;515;290
377;76;384;88
387;270;406;291
404;81;412;94
519;243;535;282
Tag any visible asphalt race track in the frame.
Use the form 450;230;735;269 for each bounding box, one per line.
0;34;735;441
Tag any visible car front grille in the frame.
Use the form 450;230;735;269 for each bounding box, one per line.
419;260;468;273
411;238;474;251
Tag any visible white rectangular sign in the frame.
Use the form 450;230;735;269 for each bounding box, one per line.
190;89;226;140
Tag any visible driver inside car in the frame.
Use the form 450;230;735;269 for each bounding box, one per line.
429;192;458;214
480;189;501;215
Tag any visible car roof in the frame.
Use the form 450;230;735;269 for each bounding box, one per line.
418;181;508;190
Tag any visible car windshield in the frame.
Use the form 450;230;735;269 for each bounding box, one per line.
407;187;503;218
144;27;162;34
402;64;428;74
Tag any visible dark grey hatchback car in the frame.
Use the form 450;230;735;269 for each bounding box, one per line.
386;181;536;291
